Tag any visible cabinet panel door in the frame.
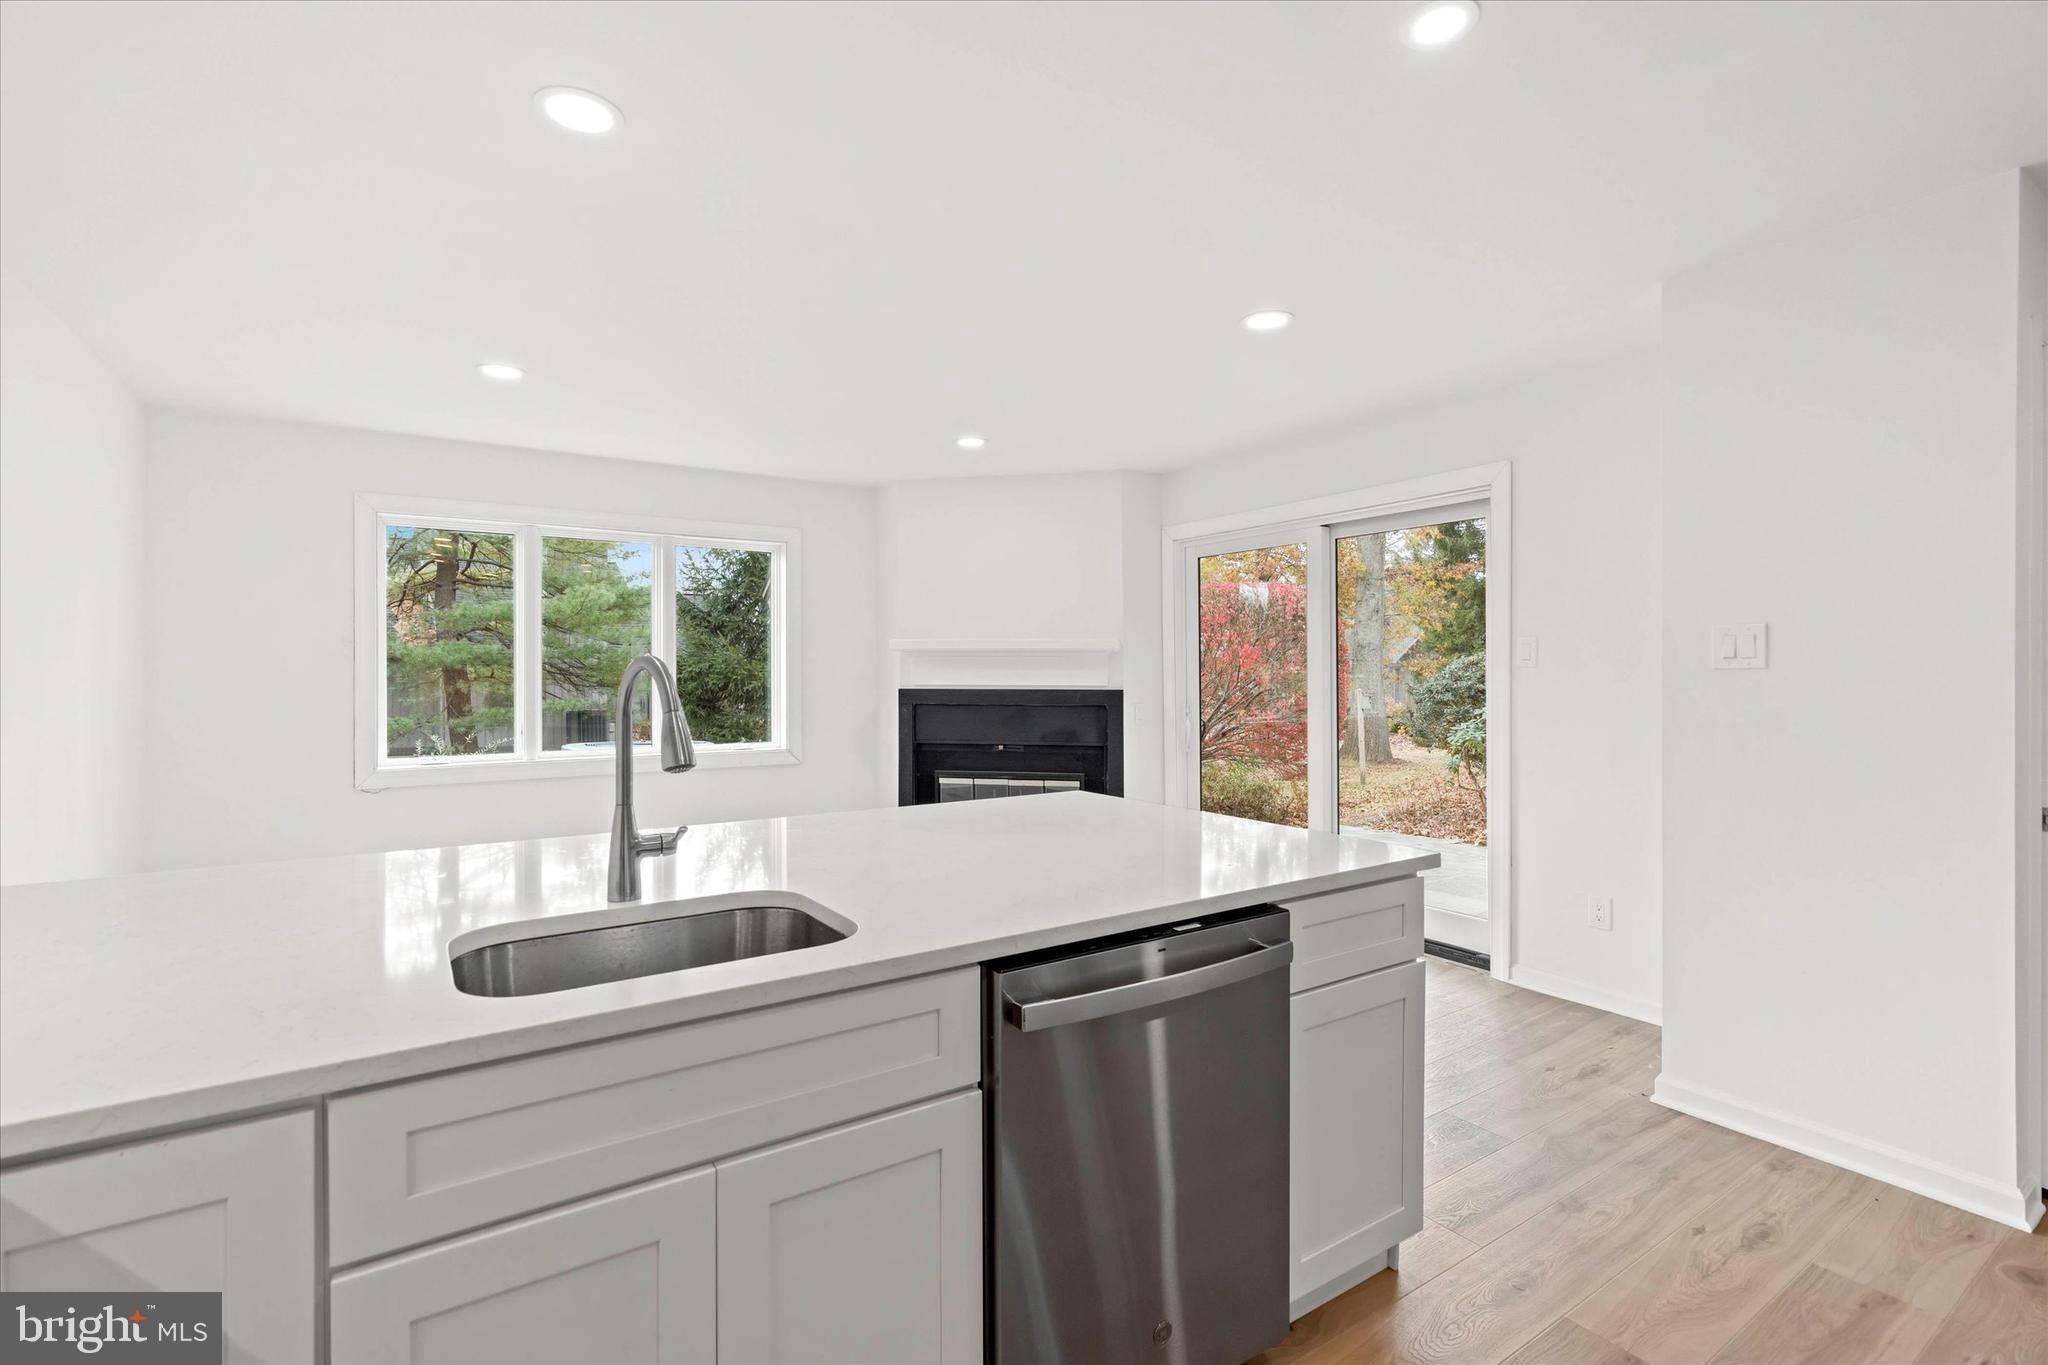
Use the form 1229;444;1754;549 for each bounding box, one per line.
0;1111;315;1365
717;1092;980;1365
330;1166;715;1365
1290;960;1424;1312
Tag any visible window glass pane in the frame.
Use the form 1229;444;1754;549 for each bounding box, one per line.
1335;519;1489;930
676;545;773;744
542;538;653;751
385;526;515;759
1197;543;1308;827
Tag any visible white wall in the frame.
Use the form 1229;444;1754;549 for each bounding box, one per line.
0;271;146;886
1117;472;1165;804
875;471;1164;804
1657;170;2039;1225
1162;349;1666;1021
141;410;881;870
2018;169;2047;1217
880;474;1127;642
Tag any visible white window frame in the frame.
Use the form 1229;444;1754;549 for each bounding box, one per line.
1160;462;1512;975
355;493;801;790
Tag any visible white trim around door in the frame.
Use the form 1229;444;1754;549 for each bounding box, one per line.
1161;462;1513;976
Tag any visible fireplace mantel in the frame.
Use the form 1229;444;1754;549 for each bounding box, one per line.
887;638;1121;689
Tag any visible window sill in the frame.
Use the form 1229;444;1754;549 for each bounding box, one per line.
358;745;800;791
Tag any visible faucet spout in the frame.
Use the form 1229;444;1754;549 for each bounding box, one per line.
608;653;697;902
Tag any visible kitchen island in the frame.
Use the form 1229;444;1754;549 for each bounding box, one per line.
0;793;1436;1363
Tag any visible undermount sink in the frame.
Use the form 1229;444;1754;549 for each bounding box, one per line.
450;898;850;998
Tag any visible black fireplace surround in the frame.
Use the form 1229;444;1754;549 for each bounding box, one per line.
897;688;1123;807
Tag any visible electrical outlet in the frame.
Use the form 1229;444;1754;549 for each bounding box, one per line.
1590;898;1613;932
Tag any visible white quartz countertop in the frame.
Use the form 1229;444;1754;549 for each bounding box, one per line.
0;794;1436;1159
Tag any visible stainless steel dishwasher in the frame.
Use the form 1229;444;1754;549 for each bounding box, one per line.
985;907;1293;1365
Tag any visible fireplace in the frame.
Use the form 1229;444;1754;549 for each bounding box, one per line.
897;688;1123;806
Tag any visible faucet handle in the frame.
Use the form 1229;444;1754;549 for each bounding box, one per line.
635;825;688;858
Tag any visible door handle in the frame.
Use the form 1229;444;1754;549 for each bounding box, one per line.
1003;940;1294;1032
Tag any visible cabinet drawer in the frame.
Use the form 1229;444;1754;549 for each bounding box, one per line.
1281;876;1424;992
328;968;979;1265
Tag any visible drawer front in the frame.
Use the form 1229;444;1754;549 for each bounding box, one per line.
1282;876;1424;992
327;968;979;1265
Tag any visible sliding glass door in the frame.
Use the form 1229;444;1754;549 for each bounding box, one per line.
1175;501;1494;954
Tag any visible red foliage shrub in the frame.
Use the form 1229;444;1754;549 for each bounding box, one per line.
1198;579;1349;779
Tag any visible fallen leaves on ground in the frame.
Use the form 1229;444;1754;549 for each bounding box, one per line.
1338;736;1488;844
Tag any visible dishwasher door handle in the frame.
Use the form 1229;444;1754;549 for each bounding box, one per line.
1003;939;1294;1032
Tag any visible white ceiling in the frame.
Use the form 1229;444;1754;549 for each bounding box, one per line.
2;1;2042;484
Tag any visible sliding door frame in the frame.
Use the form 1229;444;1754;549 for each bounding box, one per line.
1161;462;1513;975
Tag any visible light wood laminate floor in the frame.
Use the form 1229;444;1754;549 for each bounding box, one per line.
1254;957;2047;1365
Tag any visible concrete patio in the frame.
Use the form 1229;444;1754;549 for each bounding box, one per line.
1340;826;1488;920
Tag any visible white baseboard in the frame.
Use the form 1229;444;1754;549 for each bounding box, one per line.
1502;963;1662;1025
1653;1074;2037;1231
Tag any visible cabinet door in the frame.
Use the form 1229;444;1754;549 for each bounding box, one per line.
1290;959;1424;1313
330;1166;715;1365
0;1111;315;1365
717;1091;980;1365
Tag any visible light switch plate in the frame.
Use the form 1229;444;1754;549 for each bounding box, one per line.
1712;623;1768;669
1516;635;1538;667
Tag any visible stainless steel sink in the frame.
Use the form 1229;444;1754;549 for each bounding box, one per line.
450;901;849;997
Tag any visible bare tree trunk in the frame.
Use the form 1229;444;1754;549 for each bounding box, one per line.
1354;533;1392;770
432;541;475;753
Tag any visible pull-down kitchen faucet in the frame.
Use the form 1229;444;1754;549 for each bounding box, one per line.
608;653;696;902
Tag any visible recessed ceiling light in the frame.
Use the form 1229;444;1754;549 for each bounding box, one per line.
477;363;526;383
1242;310;1294;333
1405;0;1479;49
535;86;623;135
955;435;987;451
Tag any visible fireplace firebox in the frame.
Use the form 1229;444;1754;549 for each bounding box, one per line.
897;688;1123;807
